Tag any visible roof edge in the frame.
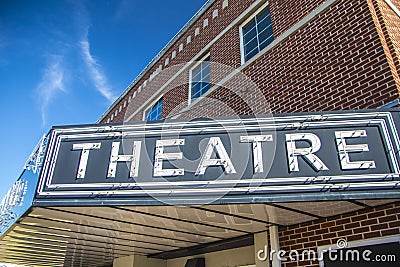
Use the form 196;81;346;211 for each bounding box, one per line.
97;0;216;123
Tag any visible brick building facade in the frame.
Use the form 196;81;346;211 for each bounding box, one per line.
95;0;400;266
2;2;400;266
97;0;400;266
99;0;400;124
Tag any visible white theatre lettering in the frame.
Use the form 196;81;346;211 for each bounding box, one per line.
154;139;185;177
335;130;376;170
72;130;376;179
240;135;273;173
286;133;329;172
195;137;236;175
72;143;101;179
107;141;141;178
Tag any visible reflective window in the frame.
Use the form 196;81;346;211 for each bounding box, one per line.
191;57;210;100
146;98;163;121
242;8;274;62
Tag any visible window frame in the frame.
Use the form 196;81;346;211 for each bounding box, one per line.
188;52;211;105
239;2;272;65
143;96;163;121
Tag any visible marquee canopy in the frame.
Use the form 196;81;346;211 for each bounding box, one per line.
1;110;399;266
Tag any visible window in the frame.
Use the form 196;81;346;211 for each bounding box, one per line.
190;56;210;101
145;98;163;121
241;7;274;63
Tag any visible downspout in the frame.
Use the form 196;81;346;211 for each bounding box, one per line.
269;225;281;267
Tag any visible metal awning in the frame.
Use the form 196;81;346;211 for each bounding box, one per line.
2;110;400;266
0;199;398;267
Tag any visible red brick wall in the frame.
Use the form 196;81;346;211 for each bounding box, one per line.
378;0;400;68
97;2;400;266
100;0;257;123
369;0;400;92
172;0;399;120
162;84;189;119
279;202;400;267
101;0;344;123
269;0;327;37
240;0;398;114
386;0;400;59
101;0;400;128
210;27;241;70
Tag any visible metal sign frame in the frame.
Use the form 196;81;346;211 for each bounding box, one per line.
0;135;47;236
35;110;400;206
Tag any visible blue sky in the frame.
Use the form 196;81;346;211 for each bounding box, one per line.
0;0;206;200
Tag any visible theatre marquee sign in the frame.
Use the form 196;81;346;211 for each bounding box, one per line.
36;111;400;205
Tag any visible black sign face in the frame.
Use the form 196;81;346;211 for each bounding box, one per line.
36;111;400;205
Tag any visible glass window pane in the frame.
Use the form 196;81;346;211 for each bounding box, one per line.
203;72;210;83
192;82;201;99
245;46;259;61
191;57;210;100
192;71;202;82
146;98;163;121
244;37;258;56
258;27;273;47
256;9;269;23
203;61;210;74
201;82;210;93
243;18;257;35
244;23;257;41
257;17;270;33
242;8;274;62
259;34;273;50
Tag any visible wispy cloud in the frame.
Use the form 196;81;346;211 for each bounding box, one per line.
36;55;66;126
114;0;136;20
80;36;116;102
